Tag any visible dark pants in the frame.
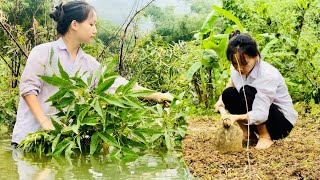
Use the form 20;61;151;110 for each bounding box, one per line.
222;85;293;140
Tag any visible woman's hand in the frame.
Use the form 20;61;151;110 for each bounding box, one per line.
157;92;174;107
157;92;174;102
40;119;66;131
24;95;56;131
132;84;174;104
214;96;224;112
221;114;248;127
40;120;54;131
221;114;237;125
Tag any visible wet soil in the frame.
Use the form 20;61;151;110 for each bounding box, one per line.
182;114;320;179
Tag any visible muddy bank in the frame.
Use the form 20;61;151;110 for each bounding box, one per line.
182;116;320;179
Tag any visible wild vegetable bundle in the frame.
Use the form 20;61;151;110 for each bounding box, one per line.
19;61;186;159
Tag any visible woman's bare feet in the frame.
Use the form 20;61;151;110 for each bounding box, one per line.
255;137;273;149
255;124;273;149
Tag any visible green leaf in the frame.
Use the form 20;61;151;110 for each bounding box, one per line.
125;138;147;149
132;130;147;144
106;107;120;118
135;128;160;135
77;108;90;124
81;117;100;126
109;148;121;160
95;76;117;94
40;75;72;87
58;59;70;79
51;134;61;153
200;11;218;33
70;77;87;88
87;74;93;87
76;135;82;153
54;96;74;109
261;38;278;57
186;62;201;81
202;38;218;50
61;126;74;135
202;50;218;66
212;5;244;32
122;147;138;158
173;113;185;120
156;104;163;117
51;118;62;132
122;76;138;94
92;98;105;121
164;128;173;151
98;132;120;148
123;96;144;109
104;60;117;75
53;138;71;156
100;95;126;108
129;89;155;97
176;127;187;137
65;141;75;157
150;133;163;143
74;69;81;78
90;132;99;155
45;89;69;103
71;125;79;134
177;91;185;100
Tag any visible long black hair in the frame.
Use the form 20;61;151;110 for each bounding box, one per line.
49;1;95;35
226;30;260;65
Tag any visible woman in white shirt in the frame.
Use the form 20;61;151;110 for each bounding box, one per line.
214;31;298;149
12;1;172;145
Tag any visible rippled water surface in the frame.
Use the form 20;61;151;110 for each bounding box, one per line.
0;139;192;179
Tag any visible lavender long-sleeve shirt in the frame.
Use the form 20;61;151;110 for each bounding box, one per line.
12;38;128;143
230;59;298;125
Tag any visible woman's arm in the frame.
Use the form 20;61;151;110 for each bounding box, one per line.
18;46;55;130
24;95;54;130
214;79;235;112
132;84;173;102
222;114;249;125
215;80;250;124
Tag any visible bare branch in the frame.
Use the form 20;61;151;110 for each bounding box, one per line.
0;21;28;58
118;0;156;76
97;0;140;61
0;52;13;70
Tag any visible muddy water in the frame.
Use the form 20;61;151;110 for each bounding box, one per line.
0;139;192;179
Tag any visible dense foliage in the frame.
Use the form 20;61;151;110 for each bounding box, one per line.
0;0;55;132
19;58;186;157
222;0;320;102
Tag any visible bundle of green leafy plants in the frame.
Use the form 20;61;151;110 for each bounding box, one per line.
18;60;186;159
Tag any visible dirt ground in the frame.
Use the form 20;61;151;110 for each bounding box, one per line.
182;113;320;179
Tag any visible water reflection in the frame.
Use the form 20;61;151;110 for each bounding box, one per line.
0;140;192;179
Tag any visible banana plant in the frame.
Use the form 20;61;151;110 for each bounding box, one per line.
187;5;245;108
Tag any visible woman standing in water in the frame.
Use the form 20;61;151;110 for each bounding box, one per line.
12;1;172;145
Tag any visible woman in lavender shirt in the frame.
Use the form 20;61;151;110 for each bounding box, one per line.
12;1;173;145
214;31;298;149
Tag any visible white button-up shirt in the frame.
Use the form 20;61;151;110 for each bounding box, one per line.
230;59;298;125
12;38;128;143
